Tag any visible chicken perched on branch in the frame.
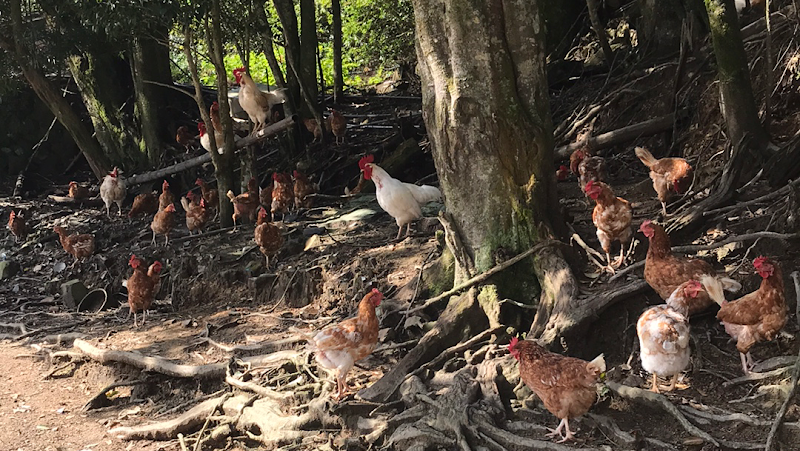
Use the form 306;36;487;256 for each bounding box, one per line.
586;181;632;272
68;182;89;201
292;170;316;210
327;108;347;144
226;177;260;229
195;178;219;218
570;147;607;191
7;210;26;242
635;147;693;216
509;337;605;442
254;207;283;269
637;280;703;393
100;167;126;217
150;203;176;245
181;192;209;235
713;257;787;374
271;172;293;221
310;288;383;400
158;180;174;211
128;192;159;218
126;255;162;327
233;67;286;133
640;220;741;315
53;226;95;267
359;154;442;240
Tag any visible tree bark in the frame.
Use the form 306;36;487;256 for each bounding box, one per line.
273;0;303;110
586;0;614;64
1;0;109;179
332;0;344;103
705;0;769;152
299;0;319;101
255;2;287;89
413;0;575;338
131;27;174;167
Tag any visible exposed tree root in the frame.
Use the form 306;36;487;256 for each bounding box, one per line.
108;395;231;440
765;337;800;450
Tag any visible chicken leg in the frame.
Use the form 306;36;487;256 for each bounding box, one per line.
546;418;576;443
740;352;755;374
661;201;668;217
650;373;660;393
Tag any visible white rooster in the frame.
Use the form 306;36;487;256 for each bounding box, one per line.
359;154;442;240
99;166;126;217
233;67;285;133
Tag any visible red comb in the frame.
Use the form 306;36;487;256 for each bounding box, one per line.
508;336;520;350
359;154;375;170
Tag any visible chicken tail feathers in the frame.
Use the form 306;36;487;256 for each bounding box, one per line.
720;277;742;293
408;184;442;205
587;353;606;374
180;196;191;212
226;190;236;202
700;275;726;306
635;146;657;168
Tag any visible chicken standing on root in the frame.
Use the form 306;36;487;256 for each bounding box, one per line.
635;147;693;216
327;108;347;144
310;288;382;400
128;192;159;217
509;337;605;443
585;180;632;272
150;203;176;245
254;207;283;270
68;182;90;201
100;167;126;217
640;220;742;316
637;280;706;393
126;255;162;328
359;154;442;240
227;177;260;230
195;178;219;218
182;192;209;235
270;172;293;221
233;67;286;133
53;226;95;267
292;170;316;210
303;118;323;143
712;257;787;374
7;210;26;242
158;180;174;211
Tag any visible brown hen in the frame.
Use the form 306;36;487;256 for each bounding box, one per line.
254;207;283;269
128;192;159;217
53;226;95;267
586;180;632;271
151;203;176;245
635;147;693;216
126;255;162;327
7;210;26;242
271;172;293;221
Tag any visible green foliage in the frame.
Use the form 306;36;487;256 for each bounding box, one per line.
340;0;415;70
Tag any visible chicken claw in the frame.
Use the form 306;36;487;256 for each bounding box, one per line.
546;418;576;443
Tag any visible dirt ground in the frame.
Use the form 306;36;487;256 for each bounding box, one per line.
3;8;800;451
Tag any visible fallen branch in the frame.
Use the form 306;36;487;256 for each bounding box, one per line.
702;178;800;217
406;241;555;314
46;195;103;207
679;405;770;426
555;115;674;160
83;379;148;411
723;366;792;387
73;339;298;379
765;318;800;450
411;326;503;377
108;395;231;440
201;335;306;353
225;374;293;401
123;117;293;187
606;381;719;446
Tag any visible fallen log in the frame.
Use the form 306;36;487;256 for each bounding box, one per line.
555;114;674;160
123;116;296;187
73;338;299;379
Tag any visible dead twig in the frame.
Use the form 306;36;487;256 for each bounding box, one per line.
723;366;792;387
606;381;719;446
411;326;504;377
703;178;800;217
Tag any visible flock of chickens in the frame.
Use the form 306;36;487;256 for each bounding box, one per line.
4;68;792;443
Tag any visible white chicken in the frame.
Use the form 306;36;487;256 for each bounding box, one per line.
637;280;702;393
100;167;126;217
198;122;240;155
358;154;442;240
233;67;286;133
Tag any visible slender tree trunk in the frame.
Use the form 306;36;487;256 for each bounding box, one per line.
586;0;614;63
273;0;303;109
332;0;344;102
639;0;685;56
131;29;173;167
705;0;769;152
413;0;575;339
255;3;286;89
299;0;319;101
2;5;108;178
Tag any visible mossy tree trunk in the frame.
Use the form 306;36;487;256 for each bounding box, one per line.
705;0;769;153
413;0;576;341
639;0;685;56
0;0;109;179
67;51;143;169
299;0;319;102
131;26;174;167
332;0;344;103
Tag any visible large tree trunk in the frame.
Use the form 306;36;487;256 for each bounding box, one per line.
1;0;109;179
67;51;143;168
705;0;769;155
255;3;286;89
332;0;344;103
299;0;319;102
413;0;575;336
639;0;685;56
131;27;174;167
